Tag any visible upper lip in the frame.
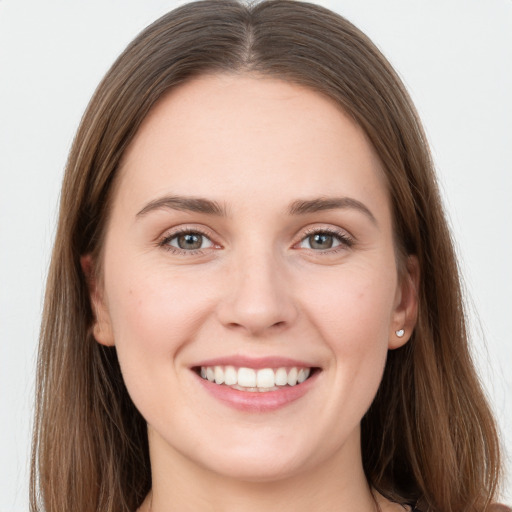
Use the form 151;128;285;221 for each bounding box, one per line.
192;355;318;369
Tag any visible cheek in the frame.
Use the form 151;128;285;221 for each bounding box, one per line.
104;274;217;437
102;260;217;401
301;265;395;408
304;264;397;348
106;257;214;347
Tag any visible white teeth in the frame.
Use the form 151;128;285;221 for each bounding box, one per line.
237;367;256;387
199;365;313;391
256;368;275;388
214;366;224;384
275;367;288;386
224;365;237;385
287;367;298;386
297;368;310;383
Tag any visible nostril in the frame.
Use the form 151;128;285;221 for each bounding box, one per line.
224;319;288;335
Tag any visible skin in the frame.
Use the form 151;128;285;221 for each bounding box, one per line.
84;74;418;512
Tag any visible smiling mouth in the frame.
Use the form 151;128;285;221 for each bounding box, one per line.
194;365;318;392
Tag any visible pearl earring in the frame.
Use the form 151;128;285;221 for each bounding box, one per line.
395;328;405;338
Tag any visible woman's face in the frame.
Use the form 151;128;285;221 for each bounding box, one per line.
88;74;416;482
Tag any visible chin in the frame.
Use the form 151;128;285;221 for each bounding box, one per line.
169;427;319;484
199;452;311;483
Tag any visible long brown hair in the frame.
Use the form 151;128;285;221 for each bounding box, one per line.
31;1;502;511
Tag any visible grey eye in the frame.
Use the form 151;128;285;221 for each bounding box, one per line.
169;232;213;250
299;232;342;250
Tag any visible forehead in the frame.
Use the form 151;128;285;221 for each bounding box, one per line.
115;73;389;217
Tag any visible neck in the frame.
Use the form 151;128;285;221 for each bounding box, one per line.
145;427;377;512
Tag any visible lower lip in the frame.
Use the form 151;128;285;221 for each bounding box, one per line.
194;370;320;412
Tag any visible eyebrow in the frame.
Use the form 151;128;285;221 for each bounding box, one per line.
288;197;377;225
136;196;228;217
136;194;376;225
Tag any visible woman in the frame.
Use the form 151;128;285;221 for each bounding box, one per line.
30;1;506;511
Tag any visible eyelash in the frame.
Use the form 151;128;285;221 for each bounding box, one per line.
159;227;218;255
298;227;355;253
158;226;354;256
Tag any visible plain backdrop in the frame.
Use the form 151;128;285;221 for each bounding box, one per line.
0;0;511;510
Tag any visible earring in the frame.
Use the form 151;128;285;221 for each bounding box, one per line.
395;328;405;338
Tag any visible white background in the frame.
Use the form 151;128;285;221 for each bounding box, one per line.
0;0;510;510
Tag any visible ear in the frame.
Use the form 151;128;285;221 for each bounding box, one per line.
389;255;419;349
80;254;115;346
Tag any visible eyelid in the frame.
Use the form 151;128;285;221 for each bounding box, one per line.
157;224;222;254
294;225;355;251
155;223;354;256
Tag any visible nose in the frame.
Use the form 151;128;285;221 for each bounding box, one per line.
216;249;298;336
